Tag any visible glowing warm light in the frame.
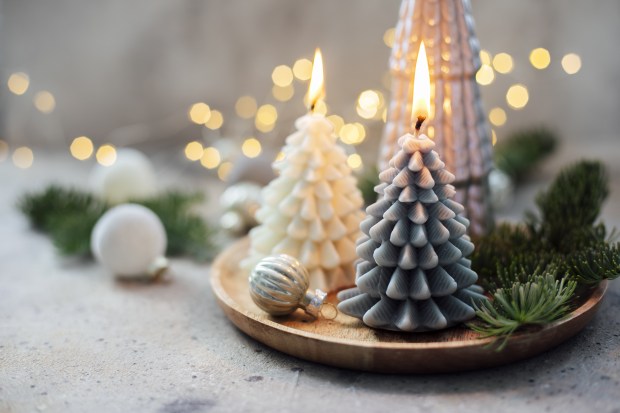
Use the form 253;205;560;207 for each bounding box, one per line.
241;137;262;158
272;84;294;102
70;136;94;160
476;65;495;86
189;102;211;124
272;65;294;87
358;90;381;112
383;28;395;48
327;114;344;134
0;140;9;162
492;53;513;74
479;50;492;66
217;161;233;181
34;91;56;114
347;153;363;170
12;146;33;169
506;84;529;110
255;104;278;132
201;147;221;169
184;141;204;161
382;108;388;123
235;96;257;119
96;145;117;166
530;48;551;69
293;58;313;81
205;110;223;130
7;72;29;95
356;105;377;119
275;151;286;162
339;123;359;145
562;53;582;74
308;48;325;111
492;129;498;146
412;42;431;123
354;123;366;142
489;108;507;127
427;126;435;139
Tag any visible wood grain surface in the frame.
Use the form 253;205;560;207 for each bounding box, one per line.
211;237;608;374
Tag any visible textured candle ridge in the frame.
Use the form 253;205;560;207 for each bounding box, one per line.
338;133;486;332
243;114;364;291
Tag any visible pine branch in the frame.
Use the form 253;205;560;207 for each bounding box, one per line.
357;165;380;207
469;274;576;350
569;243;620;285
18;185;216;260
494;127;557;182
530;160;609;250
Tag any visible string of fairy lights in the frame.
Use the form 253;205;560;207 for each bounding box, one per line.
1;26;582;177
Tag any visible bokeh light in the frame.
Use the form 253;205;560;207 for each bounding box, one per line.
492;129;498;146
34;91;56;114
347;153;363;170
0;140;9;162
561;53;582;75
241;137;262;158
70;136;94;160
189;102;211;124
475;65;495;86
255;104;278;133
201;146;221;169
506;84;529;110
479;50;492;66
327;114;344;134
272;84;294;102
275;151;286;162
12;146;33;169
272;65;294;87
235;96;257;119
96;145;117;166
530;48;551;69
383;28;395;48
489;108;507;127
217;161;233;181
492;53;513;74
184;141;203;161
205;110;223;130
292;58;312;81
7;72;29;95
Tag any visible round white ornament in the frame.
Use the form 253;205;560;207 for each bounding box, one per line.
91;204;167;279
90;148;157;204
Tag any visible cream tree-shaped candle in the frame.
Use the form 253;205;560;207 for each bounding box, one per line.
243;49;364;291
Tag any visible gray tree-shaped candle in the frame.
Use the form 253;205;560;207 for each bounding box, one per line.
338;43;485;332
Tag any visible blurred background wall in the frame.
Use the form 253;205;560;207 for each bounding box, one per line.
1;0;619;163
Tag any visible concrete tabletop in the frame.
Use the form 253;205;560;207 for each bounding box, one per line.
1;143;619;413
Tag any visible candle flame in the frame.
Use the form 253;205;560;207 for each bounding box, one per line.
412;42;431;130
308;48;325;112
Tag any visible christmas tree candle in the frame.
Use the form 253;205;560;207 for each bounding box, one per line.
338;43;486;332
243;49;364;291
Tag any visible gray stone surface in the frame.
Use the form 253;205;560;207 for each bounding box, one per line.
1;145;620;413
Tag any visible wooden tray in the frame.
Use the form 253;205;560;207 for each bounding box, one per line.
211;238;608;374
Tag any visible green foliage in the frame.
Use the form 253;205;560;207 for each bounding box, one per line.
18;186;216;260
357;165;380;206
470;160;614;345
469;274;576;350
529;160;609;250
494;127;557;182
568;243;620;285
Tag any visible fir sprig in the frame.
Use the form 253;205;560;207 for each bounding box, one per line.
568;243;620;285
18;186;216;260
469;274;577;350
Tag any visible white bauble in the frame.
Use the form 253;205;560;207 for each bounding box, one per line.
90;148;157;204
91;204;167;278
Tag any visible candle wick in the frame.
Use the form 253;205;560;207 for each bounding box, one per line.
309;101;316;113
414;116;426;133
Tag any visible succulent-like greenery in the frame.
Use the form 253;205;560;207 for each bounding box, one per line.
18;186;216;260
469;273;577;350
494;127;557;182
